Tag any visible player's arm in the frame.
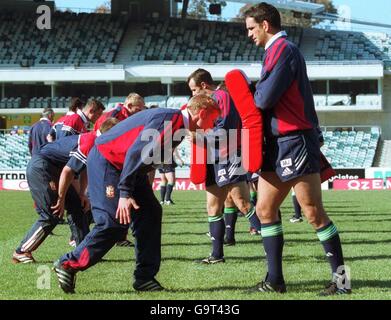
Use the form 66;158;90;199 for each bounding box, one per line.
254;46;296;110
51;165;75;218
116;136;154;224
52;147;89;216
28;132;33;156
78;170;90;212
116;120;167;224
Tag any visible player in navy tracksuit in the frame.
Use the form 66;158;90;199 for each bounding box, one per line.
12;118;118;265
93;93;146;247
244;3;349;295
187;69;262;263
12;133;95;264
48;99;104;245
28;108;54;156
53;94;220;294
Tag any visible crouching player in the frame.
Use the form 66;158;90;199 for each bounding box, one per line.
12;118;118;264
53;94;220;293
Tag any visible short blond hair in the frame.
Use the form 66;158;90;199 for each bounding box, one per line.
187;94;220;114
99;117;120;133
125;93;144;106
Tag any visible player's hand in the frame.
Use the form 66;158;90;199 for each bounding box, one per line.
80;194;90;213
115;197;140;225
51;197;65;218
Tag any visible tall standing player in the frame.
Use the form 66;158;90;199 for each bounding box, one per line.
243;2;350;295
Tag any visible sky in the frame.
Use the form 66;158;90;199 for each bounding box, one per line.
54;0;391;32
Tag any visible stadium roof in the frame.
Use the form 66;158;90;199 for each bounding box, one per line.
230;0;325;15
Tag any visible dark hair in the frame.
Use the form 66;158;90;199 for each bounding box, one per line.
187;68;214;86
69;97;84;113
242;2;281;30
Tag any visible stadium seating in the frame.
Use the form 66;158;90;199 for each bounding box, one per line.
131;18;302;63
0;11;127;66
0;97;21;109
321;127;380;168
1;12;391;66
0;131;30;170
0;124;381;171
311;29;387;61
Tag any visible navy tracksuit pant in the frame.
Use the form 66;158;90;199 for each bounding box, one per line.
16;155;89;253
59;146;162;282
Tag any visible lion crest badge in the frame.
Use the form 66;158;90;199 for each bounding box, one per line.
106;185;115;198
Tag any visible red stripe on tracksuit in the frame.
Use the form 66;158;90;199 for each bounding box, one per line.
275;80;313;135
264;38;287;72
62;247;90;271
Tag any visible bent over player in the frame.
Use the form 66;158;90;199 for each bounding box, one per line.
53;94;220;293
188;69;262;264
12;119;117;264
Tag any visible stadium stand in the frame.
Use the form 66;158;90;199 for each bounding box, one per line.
0;96;110;109
0;130;30;170
310;29;385;61
124;18;391;63
321;127;380;168
0;13;390;66
0;11;127;66
131;18;303;63
0;97;21;109
0;122;381;171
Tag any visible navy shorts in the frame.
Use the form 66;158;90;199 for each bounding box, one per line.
206;154;247;188
262;129;321;182
157;163;177;174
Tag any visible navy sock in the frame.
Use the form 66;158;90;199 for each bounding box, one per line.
160;184;167;202
209;215;225;259
246;206;262;232
224;207;238;242
165;184;174;201
261;222;284;285
292;195;302;218
317;222;345;275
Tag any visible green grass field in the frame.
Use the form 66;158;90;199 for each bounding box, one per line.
0;190;391;300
